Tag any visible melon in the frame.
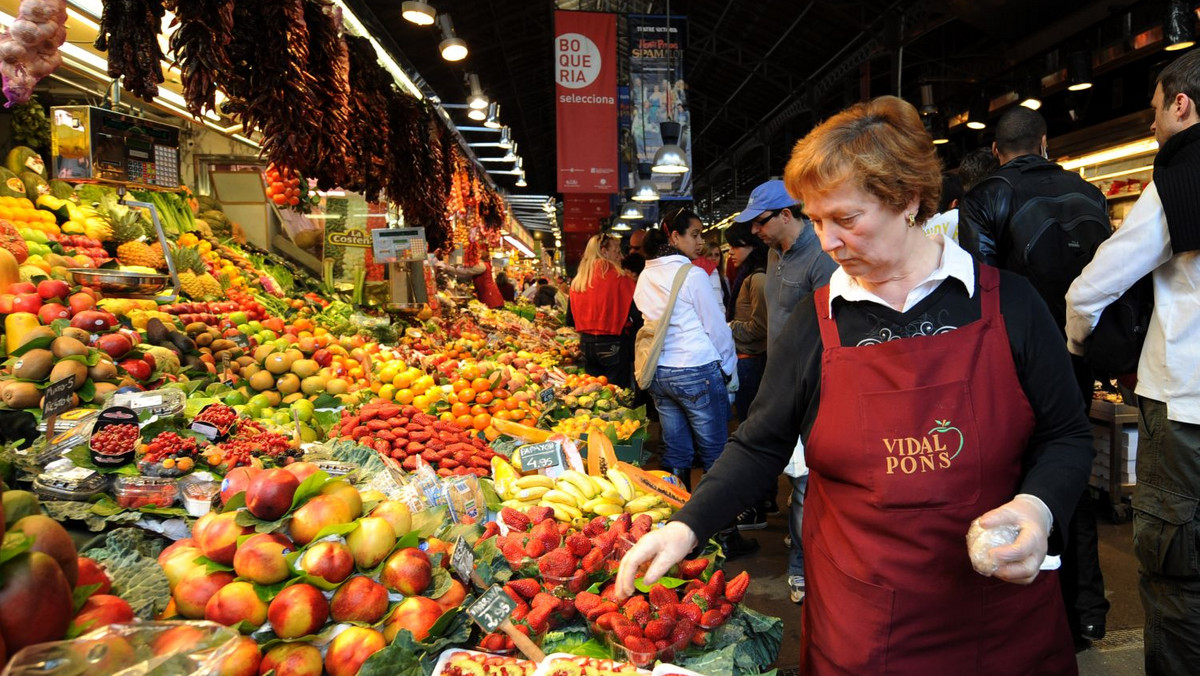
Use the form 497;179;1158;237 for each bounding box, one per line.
0;168;26;199
5;146;46;179
49;180;74;199
20;171;49;202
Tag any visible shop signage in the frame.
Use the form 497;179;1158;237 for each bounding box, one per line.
628;14;691;199
519;441;563;471
467;584;518;633
555;11;618;193
326;229;372;249
451;536;475;584
42;376;77;419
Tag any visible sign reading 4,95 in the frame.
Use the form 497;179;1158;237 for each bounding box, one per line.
467;584;517;633
451;536;475;585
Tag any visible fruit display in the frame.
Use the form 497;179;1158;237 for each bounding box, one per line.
337;402;497;476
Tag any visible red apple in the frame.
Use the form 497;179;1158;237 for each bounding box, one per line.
38;303;70;323
12;293;42;313
37;279;70;301
0;293;14;314
7;282;35;294
68;292;95;315
70;310;118;332
120;359;152;381
94;333;133;360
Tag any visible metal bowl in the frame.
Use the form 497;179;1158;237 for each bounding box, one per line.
68;268;170;296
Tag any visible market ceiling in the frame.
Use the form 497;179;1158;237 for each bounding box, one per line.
357;0;1179;219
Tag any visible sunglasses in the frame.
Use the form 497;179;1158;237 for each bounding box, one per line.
750;209;784;228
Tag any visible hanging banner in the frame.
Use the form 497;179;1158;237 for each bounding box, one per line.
555;11;618;194
627;14;691;199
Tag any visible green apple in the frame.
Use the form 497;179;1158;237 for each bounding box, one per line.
229;311;249;326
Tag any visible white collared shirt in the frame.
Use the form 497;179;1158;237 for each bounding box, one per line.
826;235;976;314
1066;182;1200;424
634;255;737;376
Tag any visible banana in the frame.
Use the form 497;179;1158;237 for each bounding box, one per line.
581;496;624;513
541;500;582;521
500;499;538;511
599;487;624;503
607;468;636;502
624;495;664;514
560;470;599;499
555;480;589;504
592;502;625;517
515;486;550;501
592;475;617;495
542;489;580;508
644;507;674;522
515;474;556;490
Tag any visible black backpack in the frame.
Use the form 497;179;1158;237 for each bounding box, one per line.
990;163;1113;328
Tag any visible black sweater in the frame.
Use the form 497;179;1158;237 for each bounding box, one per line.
673;268;1094;554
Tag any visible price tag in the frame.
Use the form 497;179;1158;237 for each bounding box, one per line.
518;441;563;471
451;536;475;584
220;353;232;382
230;333;251;349
190;421;221;440
539;387;555;404
42;376;78;419
466;584;517;633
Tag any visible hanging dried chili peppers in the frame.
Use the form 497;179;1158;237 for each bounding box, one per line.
169;0;234;116
95;0;165;101
303;0;352;190
343;35;393;201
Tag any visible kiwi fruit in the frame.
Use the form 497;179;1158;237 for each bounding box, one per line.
211;339;236;353
88;360;118;382
92;382;118;404
60;327;92;343
49;360;88;391
50;336;89;359
11;350;53;380
2;382;41;409
236;356;255;367
195;332;214;348
14;326;55;350
185;322;209;335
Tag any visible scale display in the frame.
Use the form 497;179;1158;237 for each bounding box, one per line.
51;106;181;189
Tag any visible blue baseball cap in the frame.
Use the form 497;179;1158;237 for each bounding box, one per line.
733;180;798;223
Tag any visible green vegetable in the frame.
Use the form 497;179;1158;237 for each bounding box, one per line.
84;529;171;619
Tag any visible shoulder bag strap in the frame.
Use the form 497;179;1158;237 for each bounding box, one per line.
640;263;693;381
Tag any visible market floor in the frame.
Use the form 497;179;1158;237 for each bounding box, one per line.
650;447;1147;674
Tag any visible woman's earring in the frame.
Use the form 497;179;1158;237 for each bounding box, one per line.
906;212;917;228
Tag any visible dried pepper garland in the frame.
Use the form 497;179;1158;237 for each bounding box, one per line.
169;0;234;116
303;0;352;190
244;0;317;173
343;35;393;201
95;0;165;101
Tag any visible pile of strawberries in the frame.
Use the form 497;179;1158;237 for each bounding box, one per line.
576;570;750;666
338;403;496;477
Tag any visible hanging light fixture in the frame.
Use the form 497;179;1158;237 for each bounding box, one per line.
925;114;949;145
1166;0;1196;51
467;107;486;121
466;74;488;109
1067;51;1093;91
653;121;689;173
515;172;527;188
484;102;502;129
632;162;659;201
966;96;989;130
612;221;632;231
1018;75;1042;110
498;127;512;149
401;1;436;26
438;15;468;61
919;83;937;117
620;202;644;220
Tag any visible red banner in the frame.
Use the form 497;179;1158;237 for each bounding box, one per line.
556;11;618;194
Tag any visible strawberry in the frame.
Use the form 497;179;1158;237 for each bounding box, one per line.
538;548;578;578
705;569;726;598
526;605;554;633
503;583;522;602
479;521;500;541
523;537;546;558
581;548;608;574
531;592;562;610
574;592;603;616
583;516;608;537
725;571;750;603
623;636;658;664
648;584;680;609
526;505;555;525
691;629;710;647
612;624;644;643
679;558;708;579
622;596;653;625
644;618;674;641
599;582;620;604
669;617;695;645
532;519;561;552
511;603;530;621
683;588;713;610
586;599;619;621
594;529;618;555
569;569;590;593
595;611;628;631
611;513;632;536
700;609;726;628
501;539;526;566
657;604;679;621
480;632;506;651
506;578;541;600
632;513;653;534
500;507;531;532
566;533;592;557
677;604;702;624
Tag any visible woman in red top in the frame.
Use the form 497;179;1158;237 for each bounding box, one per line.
569;232;636;388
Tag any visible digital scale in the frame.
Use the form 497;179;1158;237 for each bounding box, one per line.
370;227;435;310
50;106;181;189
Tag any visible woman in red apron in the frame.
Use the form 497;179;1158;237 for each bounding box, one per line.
617;97;1093;674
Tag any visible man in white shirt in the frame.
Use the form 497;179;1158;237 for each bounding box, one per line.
1065;49;1200;675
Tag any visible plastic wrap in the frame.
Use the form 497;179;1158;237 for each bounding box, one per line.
966;519;1019;576
0;621;241;676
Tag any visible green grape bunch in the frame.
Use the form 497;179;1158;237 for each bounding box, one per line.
12;96;50;152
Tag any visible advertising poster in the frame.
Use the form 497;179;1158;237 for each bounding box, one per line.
555;11;619;193
627;14;691;199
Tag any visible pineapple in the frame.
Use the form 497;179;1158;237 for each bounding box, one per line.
110;207;165;268
172;246;208;299
200;272;222;297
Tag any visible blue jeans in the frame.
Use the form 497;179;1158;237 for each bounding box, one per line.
734;354;766;420
788;474;808;578
649;361;730;470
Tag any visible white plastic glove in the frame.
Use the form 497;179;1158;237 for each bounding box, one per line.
967;494;1052;584
725;369;739;405
615;521;699;599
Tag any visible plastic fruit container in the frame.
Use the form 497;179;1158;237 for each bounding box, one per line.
33;460;109;502
606;632;691;669
113;476;178;509
178;472;221;516
106;388;186;419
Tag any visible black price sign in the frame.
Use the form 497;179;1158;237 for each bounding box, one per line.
467;584;517;633
519;442;562;471
539;387;555;404
42;376;77;419
451;536;475;584
231;333;251;349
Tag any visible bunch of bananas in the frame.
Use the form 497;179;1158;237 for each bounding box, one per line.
497;468;674;525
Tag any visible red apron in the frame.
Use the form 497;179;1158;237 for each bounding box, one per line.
800;265;1076;676
473;259;505;309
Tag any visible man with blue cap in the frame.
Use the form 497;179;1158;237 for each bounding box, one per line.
732;179;837;604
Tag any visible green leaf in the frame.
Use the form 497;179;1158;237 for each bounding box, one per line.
72;583;102;612
84;528;172;619
9;334;54;357
566;638;613;659
633;575;687;593
140;416;208;445
357;627;427;676
426;565;452;599
540;620;594;655
410;506;449;538
139;505;188;517
40;499;140;531
223;491;247;513
0;532;34;566
478;479;502;512
309;520;360;543
251;580;289;604
235;508;288;534
194;554;234;574
415;605;471;654
311;393;342;410
289;470;331;511
63;446;139;476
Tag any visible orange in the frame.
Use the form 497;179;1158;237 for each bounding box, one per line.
472;413;491;431
452;379;469;393
505;399;520;411
439;412;455;423
456;414;474;429
457;388;476;403
471;377;491;392
460;365;480;381
451;402;470;418
475;390;493;405
395;388;415;405
470;405;485;416
597;376;608;385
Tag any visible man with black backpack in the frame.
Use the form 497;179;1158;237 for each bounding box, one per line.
959;106;1111;651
